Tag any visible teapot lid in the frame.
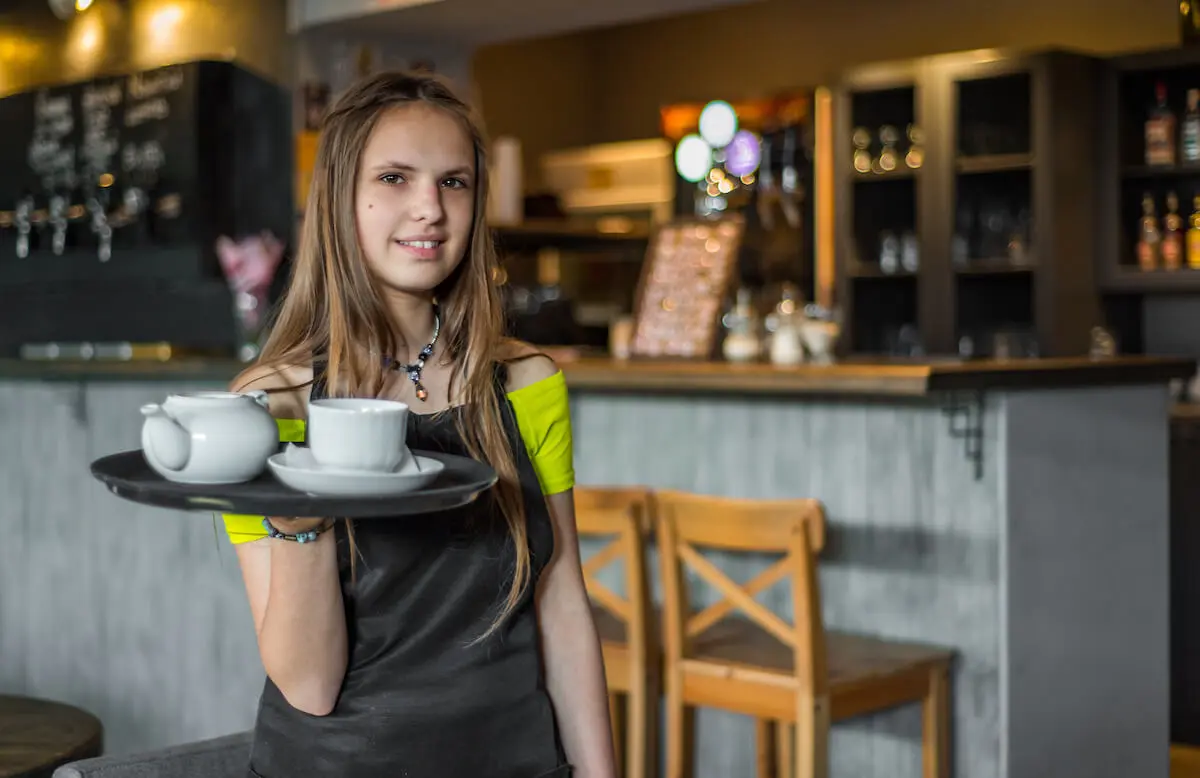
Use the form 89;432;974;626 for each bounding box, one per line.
166;391;258;405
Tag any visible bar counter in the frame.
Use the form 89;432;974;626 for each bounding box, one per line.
0;354;1190;778
0;353;1191;394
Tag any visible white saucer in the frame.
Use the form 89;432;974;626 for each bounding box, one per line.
267;445;445;498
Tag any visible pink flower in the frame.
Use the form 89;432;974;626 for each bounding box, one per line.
216;231;284;295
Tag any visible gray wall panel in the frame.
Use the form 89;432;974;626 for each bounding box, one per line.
1004;386;1170;778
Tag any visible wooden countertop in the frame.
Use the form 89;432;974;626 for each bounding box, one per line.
0;357;243;383
0;355;1193;397
557;355;1196;397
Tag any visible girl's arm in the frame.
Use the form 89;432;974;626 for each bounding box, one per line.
231;365;348;716
504;346;615;776
537;489;618;778
234;520;346;715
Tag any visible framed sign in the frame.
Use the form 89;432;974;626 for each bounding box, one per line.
630;216;744;359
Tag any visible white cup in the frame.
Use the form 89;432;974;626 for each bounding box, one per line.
307;398;412;473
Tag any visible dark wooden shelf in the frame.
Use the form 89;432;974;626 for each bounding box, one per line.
491;220;651;251
1101;268;1200;293
956;153;1034;174
1122;164;1200;179
847;263;918;279
851;166;918;182
493;220;651;241
1111;44;1200;74
955;258;1037;275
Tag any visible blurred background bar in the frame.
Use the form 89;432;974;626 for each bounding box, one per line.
3;1;1200;777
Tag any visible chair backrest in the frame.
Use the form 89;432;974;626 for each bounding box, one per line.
574;486;655;662
652;489;828;697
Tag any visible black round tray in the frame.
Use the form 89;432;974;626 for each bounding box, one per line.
90;449;498;518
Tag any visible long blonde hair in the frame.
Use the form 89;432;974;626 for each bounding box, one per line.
243;71;528;640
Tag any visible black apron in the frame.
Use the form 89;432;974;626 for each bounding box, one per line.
247;365;570;778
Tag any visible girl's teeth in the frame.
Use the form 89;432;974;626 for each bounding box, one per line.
399;240;439;248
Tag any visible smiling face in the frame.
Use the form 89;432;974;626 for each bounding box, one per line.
354;102;477;297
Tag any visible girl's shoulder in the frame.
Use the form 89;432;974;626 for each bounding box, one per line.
229;361;315;420
497;339;559;394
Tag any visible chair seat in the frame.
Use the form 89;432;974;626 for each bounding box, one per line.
593;605;950;685
679;616;953;721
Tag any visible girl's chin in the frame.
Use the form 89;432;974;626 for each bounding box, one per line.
363;254;465;296
371;271;450;298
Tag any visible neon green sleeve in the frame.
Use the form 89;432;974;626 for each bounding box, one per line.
507;370;575;496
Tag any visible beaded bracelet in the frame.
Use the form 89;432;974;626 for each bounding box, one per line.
262;517;334;544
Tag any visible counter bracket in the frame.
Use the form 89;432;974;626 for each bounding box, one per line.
941;390;985;480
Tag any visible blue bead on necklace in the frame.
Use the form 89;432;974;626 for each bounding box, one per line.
382;303;440;402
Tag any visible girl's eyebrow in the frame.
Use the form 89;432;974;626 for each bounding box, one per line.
370;161;473;178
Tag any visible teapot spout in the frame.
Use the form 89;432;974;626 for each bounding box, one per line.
141;403;191;472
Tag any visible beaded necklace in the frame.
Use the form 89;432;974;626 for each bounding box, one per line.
382;303;440;402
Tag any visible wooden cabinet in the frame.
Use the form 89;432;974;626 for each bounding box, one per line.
833;50;1103;358
1095;46;1200;358
1099;46;1200;294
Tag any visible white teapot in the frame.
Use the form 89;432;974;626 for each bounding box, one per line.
140;391;279;484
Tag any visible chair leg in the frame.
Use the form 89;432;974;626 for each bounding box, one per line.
609;692;625;777
794;695;830;778
625;677;651;778
754;718;775;778
775;721;793;778
922;664;951;778
664;673;686;778
681;706;695;778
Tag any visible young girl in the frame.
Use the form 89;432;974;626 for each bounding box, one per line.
221;71;615;778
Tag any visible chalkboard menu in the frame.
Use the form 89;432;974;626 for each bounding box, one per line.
630;216;744;359
0;60;293;355
0;59;292;285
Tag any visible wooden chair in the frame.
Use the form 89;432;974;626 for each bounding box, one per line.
653;490;953;778
574;486;658;778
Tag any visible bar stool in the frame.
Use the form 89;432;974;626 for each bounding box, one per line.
574;486;658;778
653;490;953;778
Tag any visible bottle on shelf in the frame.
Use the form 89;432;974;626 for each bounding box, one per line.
900;230;919;272
877;125;899;173
852;127;872;174
721;287;762;363
1164;191;1185;270
1146;82;1177;167
1188;195;1200;269
905;124;924;169
765;283;804;366
879;230;900;274
1183;89;1200;164
1137;192;1161;271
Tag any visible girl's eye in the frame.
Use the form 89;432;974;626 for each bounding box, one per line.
442;178;469;190
379;173;405;185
